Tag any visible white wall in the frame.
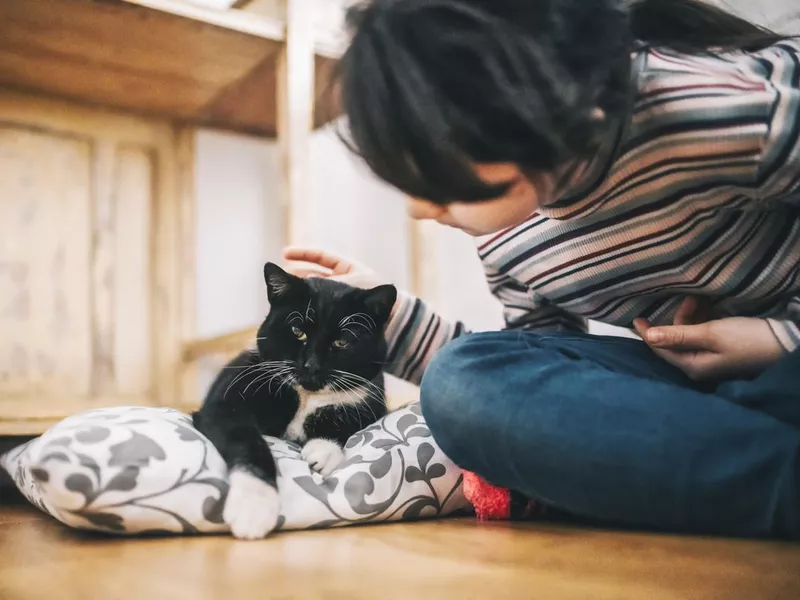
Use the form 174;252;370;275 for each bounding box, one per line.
722;0;800;32
308;126;412;289
195;130;282;339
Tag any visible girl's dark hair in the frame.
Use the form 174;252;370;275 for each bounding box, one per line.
338;0;794;203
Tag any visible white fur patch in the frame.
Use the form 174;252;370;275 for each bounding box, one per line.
301;439;345;476
224;468;281;540
285;385;367;443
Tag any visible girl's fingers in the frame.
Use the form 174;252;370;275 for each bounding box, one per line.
285;265;332;279
673;296;699;326
673;296;713;326
632;318;651;339
635;318;703;379
283;247;355;275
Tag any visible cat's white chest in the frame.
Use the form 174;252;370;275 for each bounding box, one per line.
285;387;360;443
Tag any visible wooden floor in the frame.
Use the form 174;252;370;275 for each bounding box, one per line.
2;498;800;600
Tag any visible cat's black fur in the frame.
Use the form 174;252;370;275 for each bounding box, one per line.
193;263;396;494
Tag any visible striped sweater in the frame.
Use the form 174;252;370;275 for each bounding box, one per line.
385;41;800;385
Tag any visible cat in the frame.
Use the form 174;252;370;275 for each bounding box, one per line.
192;262;397;540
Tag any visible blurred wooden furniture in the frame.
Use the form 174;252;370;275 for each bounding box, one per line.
0;0;343;434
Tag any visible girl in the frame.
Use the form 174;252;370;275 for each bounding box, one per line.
286;0;800;538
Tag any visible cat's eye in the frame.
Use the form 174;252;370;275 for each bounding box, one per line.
332;339;348;349
291;326;307;342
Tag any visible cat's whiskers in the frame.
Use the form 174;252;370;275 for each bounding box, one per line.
331;373;383;425
341;326;359;341
226;360;293;398
329;384;356;427
256;362;296;389
327;378;365;430
338;312;375;333
285;311;305;327
242;370;279;396
360;395;381;424
353;312;376;328
330;374;372;405
331;372;384;422
328;377;359;404
273;371;297;397
305;300;315;323
252;366;296;396
224;363;266;398
333;370;384;399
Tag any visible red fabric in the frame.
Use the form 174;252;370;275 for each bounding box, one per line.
462;471;511;521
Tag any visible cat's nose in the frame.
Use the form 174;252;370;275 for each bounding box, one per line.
303;357;320;373
298;357;325;391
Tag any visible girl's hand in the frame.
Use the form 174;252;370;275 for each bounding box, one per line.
282;247;388;289
633;298;785;381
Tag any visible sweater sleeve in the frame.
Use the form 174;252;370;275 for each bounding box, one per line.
754;45;800;352
383;269;586;385
767;298;800;353
754;44;800;205
382;291;468;385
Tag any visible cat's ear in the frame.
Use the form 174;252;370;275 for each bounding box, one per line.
361;284;397;325
263;262;304;303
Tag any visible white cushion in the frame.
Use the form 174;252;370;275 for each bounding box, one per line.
0;404;469;535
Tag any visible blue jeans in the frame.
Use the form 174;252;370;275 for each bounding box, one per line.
420;331;800;538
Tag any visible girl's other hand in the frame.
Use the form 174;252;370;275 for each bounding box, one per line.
282;247;388;289
633;297;784;382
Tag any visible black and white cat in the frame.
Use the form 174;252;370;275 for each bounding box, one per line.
193;262;396;539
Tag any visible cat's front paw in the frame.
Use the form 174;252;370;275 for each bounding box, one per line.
302;439;344;476
224;468;280;540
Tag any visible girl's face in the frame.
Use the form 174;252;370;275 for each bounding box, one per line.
406;163;555;236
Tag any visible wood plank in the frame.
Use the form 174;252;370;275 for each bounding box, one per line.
0;91;166;145
150;125;183;408
0;394;156;424
239;0;348;59
1;510;800;599
183;328;259;363
279;0;316;245
113;147;155;396
176;127;198;407
90;142;117;396
202;54;280;137
0;91;183;434
124;0;285;40
0;398;202;435
0;124;93;399
314;55;341;128
0;0;343;138
0;0;270;115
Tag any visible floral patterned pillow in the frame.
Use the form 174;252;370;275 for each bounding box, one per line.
0;404;469;535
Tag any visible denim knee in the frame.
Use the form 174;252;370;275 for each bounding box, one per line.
419;334;498;462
